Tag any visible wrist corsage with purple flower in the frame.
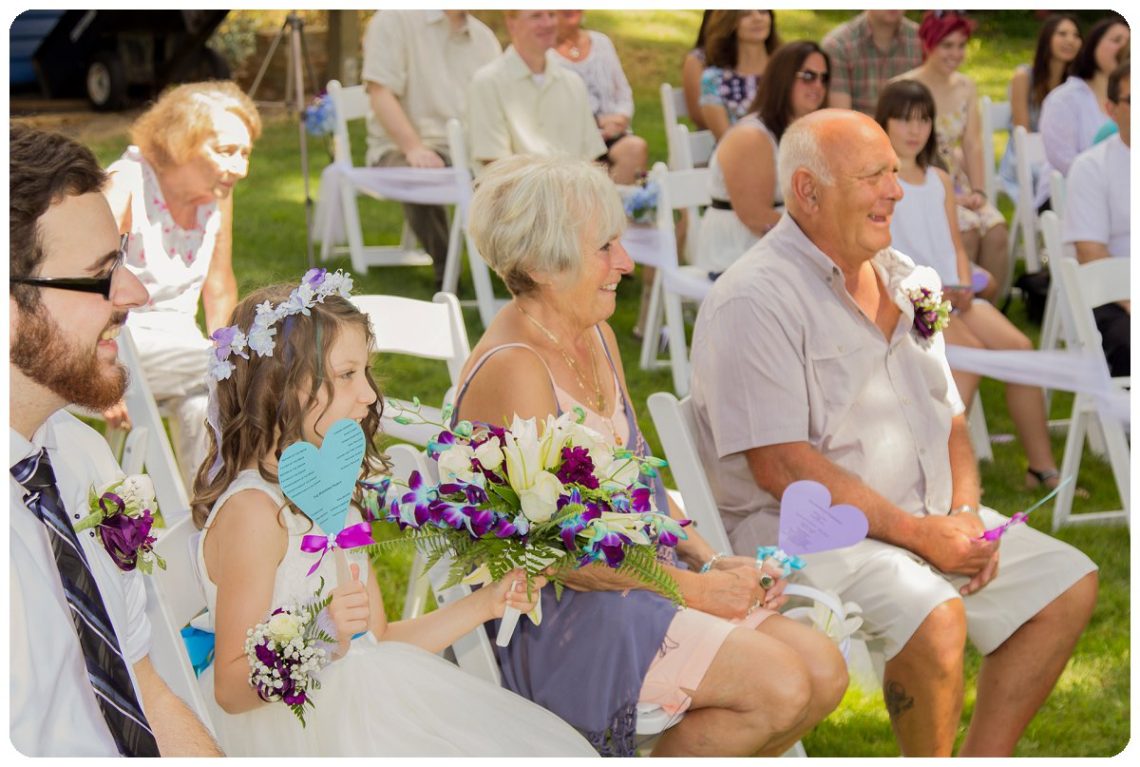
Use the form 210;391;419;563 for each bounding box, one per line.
74;475;165;574
245;584;335;727
907;286;951;348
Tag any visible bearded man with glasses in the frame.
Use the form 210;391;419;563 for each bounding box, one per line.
9;122;221;757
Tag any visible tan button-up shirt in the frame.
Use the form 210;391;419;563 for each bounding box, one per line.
466;46;607;166
362;10;501;165
690;214;965;550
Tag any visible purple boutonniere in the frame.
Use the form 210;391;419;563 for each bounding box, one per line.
75;475;166;574
907;286;951;347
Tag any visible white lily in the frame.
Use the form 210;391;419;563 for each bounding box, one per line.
517;470;564;523
473;439;504;471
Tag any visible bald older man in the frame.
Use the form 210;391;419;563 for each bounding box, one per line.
689;109;1098;757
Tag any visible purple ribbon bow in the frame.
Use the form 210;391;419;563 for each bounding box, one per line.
300;522;377;576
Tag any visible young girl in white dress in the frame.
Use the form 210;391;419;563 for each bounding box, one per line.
876;80;1062;492
189;273;597;757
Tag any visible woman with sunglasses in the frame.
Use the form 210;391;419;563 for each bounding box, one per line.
696;41;829;276
101;81;261;487
893;11;1009;303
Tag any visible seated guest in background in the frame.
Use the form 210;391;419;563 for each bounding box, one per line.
102;81;261;488
362;9;501;290
10;123;221;757
697;41;829;276
823;10;922;115
699;10;780;141
997;13;1081;202
1063;60;1131;377
877;80;1062;491
681;11;715;131
689;108;1098;757
1038;15;1130;204
467;10;605;168
894;11;1009;301
454;153;847;758
553;10;648;184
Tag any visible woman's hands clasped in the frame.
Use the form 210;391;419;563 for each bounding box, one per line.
699;556;789;620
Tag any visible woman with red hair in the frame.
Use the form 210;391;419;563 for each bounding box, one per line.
893;11;1009;302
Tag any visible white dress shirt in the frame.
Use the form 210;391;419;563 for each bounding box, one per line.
10;410;152;756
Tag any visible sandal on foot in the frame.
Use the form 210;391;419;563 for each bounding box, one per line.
1026;467;1090;498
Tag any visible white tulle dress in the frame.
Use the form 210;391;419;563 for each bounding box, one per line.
196;470;596;757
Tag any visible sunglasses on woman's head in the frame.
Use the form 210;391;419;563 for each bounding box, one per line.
794;69;830;85
10;234;129;301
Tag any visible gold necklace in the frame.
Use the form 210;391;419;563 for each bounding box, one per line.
516;303;606;414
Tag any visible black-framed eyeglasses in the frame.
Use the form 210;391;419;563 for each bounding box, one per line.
10;234;128;300
795;69;830;86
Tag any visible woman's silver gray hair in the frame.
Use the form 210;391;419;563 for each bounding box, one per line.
468;154;626;296
778;120;835;200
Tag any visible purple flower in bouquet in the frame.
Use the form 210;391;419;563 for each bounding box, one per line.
398;471;437;527
99;507;157;572
906;286;950;345
556;445;600;489
580;523;632;568
629;486;652;513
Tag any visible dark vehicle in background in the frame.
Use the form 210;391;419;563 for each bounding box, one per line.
11;9;230;111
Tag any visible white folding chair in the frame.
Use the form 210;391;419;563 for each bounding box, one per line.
145;515;215;735
1048;168;1067;222
646;391;878;705
351;291;471;447
321;79;442;273
1036;210;1076;420
1008;126;1047;276
1051;257;1131;530
660;83;716;171
118;326;192;525
384;444;682;741
637;161;716;396
980;96;1012;205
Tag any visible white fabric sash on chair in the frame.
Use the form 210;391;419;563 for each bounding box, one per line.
620;225;672;269
313;163;472;246
945;345;1129;427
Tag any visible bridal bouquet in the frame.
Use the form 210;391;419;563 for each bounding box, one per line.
363;407;689;643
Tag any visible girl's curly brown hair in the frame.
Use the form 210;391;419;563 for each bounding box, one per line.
191;284;388;530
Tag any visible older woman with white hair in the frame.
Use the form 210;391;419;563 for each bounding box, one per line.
453;153;847;757
102;80;261;485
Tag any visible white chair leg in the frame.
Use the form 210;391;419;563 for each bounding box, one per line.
663;290;691;397
401;551;431;620
639;270;665;371
1053;399;1089;530
441;210;463;296
340;184;369;275
967;396;993;462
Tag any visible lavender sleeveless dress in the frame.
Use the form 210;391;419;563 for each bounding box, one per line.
452;329;681;756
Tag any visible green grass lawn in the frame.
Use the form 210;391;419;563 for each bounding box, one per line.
85;9;1128;757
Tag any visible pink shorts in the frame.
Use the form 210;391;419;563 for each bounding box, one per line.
638;606;775;716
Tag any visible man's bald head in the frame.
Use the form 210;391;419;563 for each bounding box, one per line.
779;109;893;211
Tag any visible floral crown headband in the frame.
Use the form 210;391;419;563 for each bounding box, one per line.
204;268;354;483
207;268;354;381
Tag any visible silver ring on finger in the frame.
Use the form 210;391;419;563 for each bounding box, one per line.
759;573;775;590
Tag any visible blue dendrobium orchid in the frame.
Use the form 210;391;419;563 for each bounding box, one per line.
399;471;436;527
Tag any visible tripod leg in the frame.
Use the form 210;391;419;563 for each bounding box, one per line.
290;19;317;267
247;20;288;100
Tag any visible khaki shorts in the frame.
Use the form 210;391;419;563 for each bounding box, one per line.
792;507;1098;660
638;605;774;717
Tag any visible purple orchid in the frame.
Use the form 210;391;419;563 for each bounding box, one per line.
629;486;652;513
399;471;436;527
427;430;458;460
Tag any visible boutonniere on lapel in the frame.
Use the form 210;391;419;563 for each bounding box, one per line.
906;286;951;348
74;475;165;574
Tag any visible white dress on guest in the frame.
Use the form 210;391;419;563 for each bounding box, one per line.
196;470;597;757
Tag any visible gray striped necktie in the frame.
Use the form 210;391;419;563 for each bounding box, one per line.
11;448;160;757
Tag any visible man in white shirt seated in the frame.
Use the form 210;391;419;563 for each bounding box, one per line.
363;9;501;290
689;109;1099;756
9;123;221;757
1062;59;1131;377
466;9;607;168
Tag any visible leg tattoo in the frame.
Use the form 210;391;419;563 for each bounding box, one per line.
885;681;915;718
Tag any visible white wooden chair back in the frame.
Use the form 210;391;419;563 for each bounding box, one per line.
1037;210;1074;357
1009;126;1046;274
1048;168;1066;222
980;96;1011;203
118;326;191;523
145;515;215;735
661;83;716;171
351;291;471;447
638;161;715;395
1052;256;1131;530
